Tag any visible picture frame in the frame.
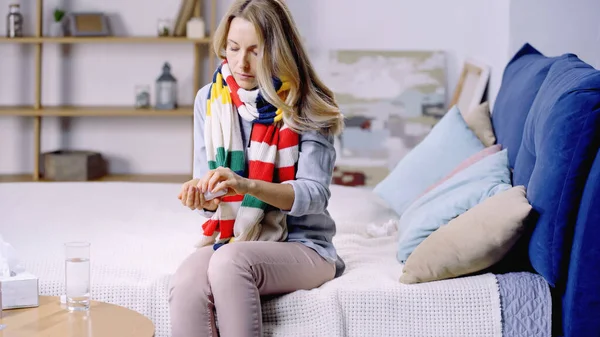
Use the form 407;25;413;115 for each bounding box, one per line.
450;58;490;114
65;12;110;37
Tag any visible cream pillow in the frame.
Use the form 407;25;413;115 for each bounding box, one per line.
399;185;532;284
463;102;496;147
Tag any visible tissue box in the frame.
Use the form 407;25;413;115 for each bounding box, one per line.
1;272;39;309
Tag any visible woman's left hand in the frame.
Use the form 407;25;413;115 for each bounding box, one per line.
202;167;252;197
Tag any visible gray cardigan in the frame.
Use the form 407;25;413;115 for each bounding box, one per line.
192;84;345;278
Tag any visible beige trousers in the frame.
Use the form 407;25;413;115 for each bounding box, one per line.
168;241;336;337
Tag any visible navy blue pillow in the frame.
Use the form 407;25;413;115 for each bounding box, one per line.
492;43;559;168
563;146;600;336
513;53;600;287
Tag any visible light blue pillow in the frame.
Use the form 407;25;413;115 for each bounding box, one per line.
373;105;485;217
396;149;512;263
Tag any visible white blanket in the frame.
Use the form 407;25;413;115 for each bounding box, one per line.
0;182;502;337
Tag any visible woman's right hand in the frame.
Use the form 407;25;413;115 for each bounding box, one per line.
178;179;221;211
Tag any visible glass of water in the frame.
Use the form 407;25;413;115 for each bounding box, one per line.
64;242;91;312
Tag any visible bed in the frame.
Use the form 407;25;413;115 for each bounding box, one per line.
0;181;551;337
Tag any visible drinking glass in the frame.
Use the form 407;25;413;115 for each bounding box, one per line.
64;242;91;312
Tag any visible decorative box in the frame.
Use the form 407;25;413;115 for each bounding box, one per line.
186;17;205;39
1;272;39;309
42;150;108;181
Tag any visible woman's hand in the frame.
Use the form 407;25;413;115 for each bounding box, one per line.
191;167;295;212
178;178;221;211
202;167;252;197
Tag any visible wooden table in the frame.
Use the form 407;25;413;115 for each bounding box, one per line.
0;296;155;337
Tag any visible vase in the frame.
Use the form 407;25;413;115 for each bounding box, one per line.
50;21;63;37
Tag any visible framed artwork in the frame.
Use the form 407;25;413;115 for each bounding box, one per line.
313;50;447;187
66;12;110;37
450;59;490;115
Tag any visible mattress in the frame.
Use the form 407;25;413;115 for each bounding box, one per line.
0;182;551;336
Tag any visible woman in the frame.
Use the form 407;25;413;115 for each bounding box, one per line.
169;0;345;336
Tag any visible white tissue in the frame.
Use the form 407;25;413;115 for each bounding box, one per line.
0;234;25;277
366;219;399;238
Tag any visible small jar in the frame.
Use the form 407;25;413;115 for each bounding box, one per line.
135;85;151;109
6;4;24;38
157;19;171;37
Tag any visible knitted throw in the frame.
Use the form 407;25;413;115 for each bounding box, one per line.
198;60;299;249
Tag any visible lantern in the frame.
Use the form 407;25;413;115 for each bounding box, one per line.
155;62;177;110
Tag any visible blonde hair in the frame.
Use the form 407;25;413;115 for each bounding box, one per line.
213;0;344;136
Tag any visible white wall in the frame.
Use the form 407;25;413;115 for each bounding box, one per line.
0;0;510;175
510;0;600;69
291;0;510;108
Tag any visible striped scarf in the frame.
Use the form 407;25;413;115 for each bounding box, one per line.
198;60;299;249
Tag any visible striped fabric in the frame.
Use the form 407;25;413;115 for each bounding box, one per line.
198;60;300;249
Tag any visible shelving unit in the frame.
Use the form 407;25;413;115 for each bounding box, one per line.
0;0;217;183
0;106;194;117
0;173;191;183
0;36;212;44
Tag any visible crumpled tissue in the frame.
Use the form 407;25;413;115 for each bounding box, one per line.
366;219;399;238
0;234;26;277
